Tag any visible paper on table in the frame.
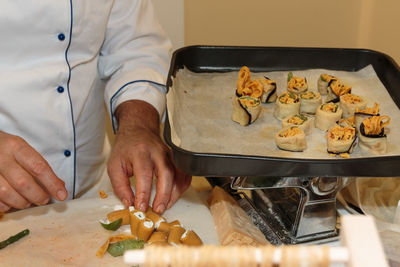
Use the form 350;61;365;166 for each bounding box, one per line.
0;186;218;267
168;65;400;159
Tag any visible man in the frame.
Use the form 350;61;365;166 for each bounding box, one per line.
0;0;191;214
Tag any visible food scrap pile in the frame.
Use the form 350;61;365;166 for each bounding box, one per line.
96;206;203;258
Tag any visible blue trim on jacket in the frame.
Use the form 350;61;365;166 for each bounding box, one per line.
109;80;165;133
65;0;77;198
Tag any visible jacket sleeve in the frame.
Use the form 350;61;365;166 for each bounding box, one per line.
98;0;172;132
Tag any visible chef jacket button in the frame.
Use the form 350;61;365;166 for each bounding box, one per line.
64;150;71;157
58;33;66;41
57;86;64;93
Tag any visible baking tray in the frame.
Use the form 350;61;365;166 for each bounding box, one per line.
164;46;400;177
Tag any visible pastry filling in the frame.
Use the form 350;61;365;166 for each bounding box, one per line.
287;75;307;90
361;115;390;136
279;92;299;104
321;103;339;113
328;125;355;141
287;114;308;125
330;80;351;96
239;96;260;108
237;66;251;94
320;74;337;83
341;93;362;104
356;102;379;115
279;127;303;137
300;91;317;99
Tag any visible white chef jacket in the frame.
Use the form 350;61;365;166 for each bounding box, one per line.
0;0;172;199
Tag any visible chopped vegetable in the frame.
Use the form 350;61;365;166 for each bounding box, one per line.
0;229;30;249
100;218;122;231
107;239;144;257
287;71;293;82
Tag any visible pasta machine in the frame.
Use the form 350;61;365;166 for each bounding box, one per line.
207;176;349;245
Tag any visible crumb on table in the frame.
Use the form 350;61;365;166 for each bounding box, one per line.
99;190;108;199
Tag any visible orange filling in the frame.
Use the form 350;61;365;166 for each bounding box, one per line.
328;125;355;141
300;91;317;99
321;74;337;83
356;102;379;115
362;115;391;135
279;127;303;137
288;76;307;90
279;92;298;104
341;93;362;104
330;80;351;96
321;103;338;112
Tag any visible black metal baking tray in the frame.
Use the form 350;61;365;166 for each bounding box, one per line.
164;46;400;177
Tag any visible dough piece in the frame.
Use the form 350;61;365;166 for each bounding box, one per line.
274;91;300;120
339;93;367;118
315;103;343;131
317;74;337;95
287;72;308;95
208;186;269;246
232;96;262;126
275;126;307;152
299;91;322;114
107;209;130;225
282;114;313;135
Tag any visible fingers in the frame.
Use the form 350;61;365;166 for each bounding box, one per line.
0;174;31;209
0;200;10;212
14;143;67;201
132;150;155;212
107;158;134;208
167;170;192;209
151;153;174;214
1;162;51;206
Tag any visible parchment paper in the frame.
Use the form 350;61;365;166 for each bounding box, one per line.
168;65;400;159
0;186;219;267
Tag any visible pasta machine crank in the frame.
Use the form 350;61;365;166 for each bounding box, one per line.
208;176;349;244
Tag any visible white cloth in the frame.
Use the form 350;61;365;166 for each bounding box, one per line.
0;0;171;199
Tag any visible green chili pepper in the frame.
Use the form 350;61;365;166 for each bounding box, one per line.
107;239;144;257
0;229;30;249
287;72;293;82
100;218;122;231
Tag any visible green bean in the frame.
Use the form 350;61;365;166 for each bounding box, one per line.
0;229;30;249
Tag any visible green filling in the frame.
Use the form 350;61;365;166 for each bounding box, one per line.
107;239;145;257
287;72;293;82
0;229;30;250
320;75;327;82
100;218;122;231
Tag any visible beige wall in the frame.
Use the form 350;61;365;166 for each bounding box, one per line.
184;0;400;64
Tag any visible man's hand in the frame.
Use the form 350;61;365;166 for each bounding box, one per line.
0;132;68;212
107;100;191;214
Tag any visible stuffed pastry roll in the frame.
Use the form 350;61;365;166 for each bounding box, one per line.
327;125;357;155
359;115;390;155
274;91;300;120
299;91;322;114
275;126;307;152
282;114;313;135
339;93;367;118
232;96;262;126
354;102;379;131
236;66;251;96
317;74;337;95
287;72;308;95
256;76;277;103
315;103;343;131
325;79;352;103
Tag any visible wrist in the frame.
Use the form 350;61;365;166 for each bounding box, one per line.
115;100;160;135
